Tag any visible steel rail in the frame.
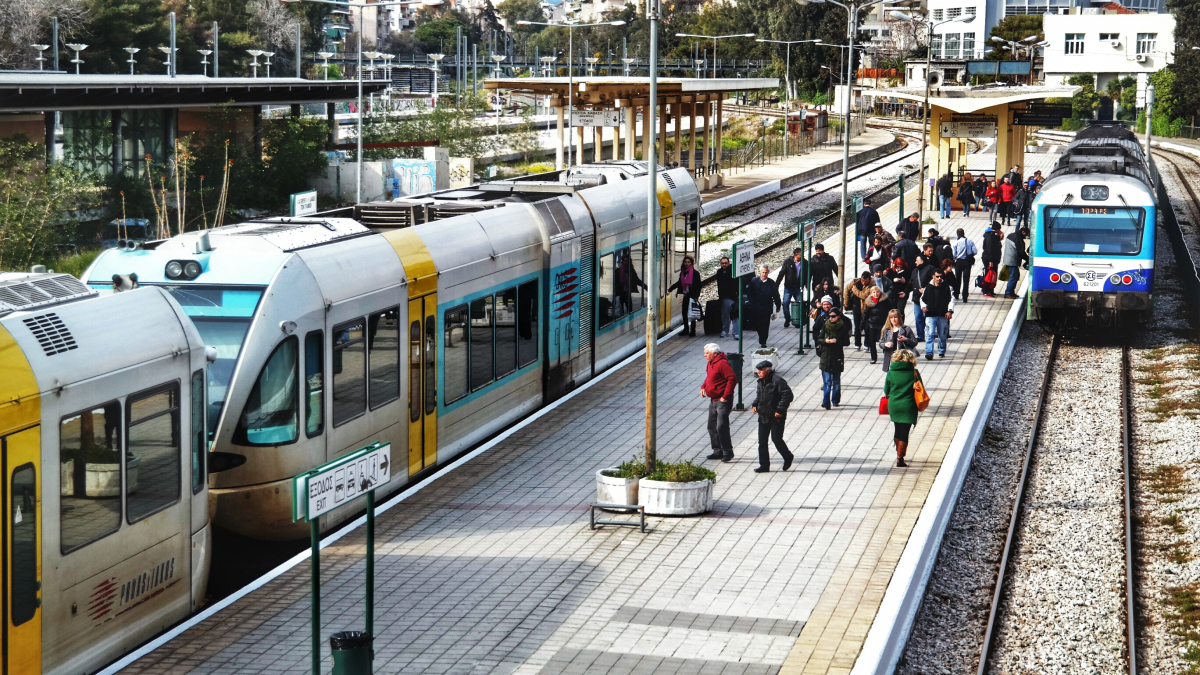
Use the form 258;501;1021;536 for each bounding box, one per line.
1122;342;1138;675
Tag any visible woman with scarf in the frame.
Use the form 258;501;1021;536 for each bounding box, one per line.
668;255;702;337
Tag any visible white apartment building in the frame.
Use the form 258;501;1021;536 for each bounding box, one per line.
927;0;988;60
1042;11;1175;90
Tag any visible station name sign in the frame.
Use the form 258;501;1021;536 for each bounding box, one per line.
572;110;621;127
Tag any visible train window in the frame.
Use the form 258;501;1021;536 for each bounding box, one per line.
470;296;494;391
410;321;421;423
126;383;182;523
424;315;436;416
191;371;205;494
233;338;299;447
631;242;646;309
332;319;367;427
597;253;615;328
11;463;36;627
305;332;324;437
59;402;122;553
1043;206;1145;255
517;280;538;368
443;305;469;404
368;308;400;410
496;287;517;379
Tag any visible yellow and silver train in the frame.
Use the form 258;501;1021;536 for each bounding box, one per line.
85;163;702;541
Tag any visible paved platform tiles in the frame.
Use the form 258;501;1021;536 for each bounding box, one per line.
117;178;1036;675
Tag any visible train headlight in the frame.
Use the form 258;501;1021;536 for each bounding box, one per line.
1050;273;1061;283
1110;274;1122;285
165;261;184;279
183;261;203;279
1122;274;1133;285
1060;272;1072;284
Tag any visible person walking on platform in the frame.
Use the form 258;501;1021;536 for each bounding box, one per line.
998;175;1016;228
921;268;954;359
897;212;921;243
1012;182;1032;231
984;180;1000;220
668;256;702;337
874;223;896;250
866;236;890;269
892;234;918;271
926;229;953;266
715;256;740;338
751;360;794;473
886;257;911;319
1001;226;1029;299
937;172;954;219
884;349;923;467
862;284;893;364
845;271;874;351
879;309;917;371
702;344;737;462
747;264;781;348
911;253;936;342
809;243;839;289
973;174;988;211
776;248;807;328
952;227;978;303
816;306;851;410
856;200;881;261
957;179;975;217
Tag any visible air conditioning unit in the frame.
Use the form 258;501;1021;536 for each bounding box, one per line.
1136;53;1147;62
1109;39;1121;48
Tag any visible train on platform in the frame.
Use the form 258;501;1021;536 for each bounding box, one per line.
1028;121;1157;326
83;162;701;541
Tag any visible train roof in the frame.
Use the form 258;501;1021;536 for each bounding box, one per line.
1045;122;1152;190
0;273;97;318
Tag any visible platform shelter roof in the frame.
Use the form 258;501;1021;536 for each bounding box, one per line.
860;84;1081;114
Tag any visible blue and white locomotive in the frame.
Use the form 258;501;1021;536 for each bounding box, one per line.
1029;122;1156;326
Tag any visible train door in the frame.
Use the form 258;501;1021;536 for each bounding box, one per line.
0;426;39;675
659;217;673;334
407;296;438;477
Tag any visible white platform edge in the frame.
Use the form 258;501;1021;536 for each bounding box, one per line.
851;277;1030;675
98;327;683;675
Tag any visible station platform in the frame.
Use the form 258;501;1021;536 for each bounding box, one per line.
105;143;1054;674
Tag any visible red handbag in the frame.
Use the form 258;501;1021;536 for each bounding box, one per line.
879;396;889;415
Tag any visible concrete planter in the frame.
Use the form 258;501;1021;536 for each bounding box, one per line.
60;455;139;498
596;469;639;508
638;478;713;516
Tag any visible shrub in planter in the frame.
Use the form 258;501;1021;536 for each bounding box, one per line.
638;460;716;516
597;456;651;507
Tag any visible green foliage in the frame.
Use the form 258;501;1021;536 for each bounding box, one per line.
986;15;1044;59
1167;0;1200;120
498;0;548;36
359;98;499;160
1065;73;1098;120
261;116;332;203
646;461;717;484
603;456;653;480
84;0;170;74
1133;67;1188;136
415;17;466;53
0;139;95;273
49;248;103;278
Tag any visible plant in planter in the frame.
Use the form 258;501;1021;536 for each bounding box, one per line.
597;456;651;508
61;446;140;498
638;460;717;516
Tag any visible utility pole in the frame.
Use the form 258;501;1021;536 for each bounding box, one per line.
645;0;660;473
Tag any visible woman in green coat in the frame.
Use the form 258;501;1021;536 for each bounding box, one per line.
883;348;923;467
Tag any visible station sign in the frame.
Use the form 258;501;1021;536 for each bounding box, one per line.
1013;113;1069;127
292;442;392;522
289;190;318;217
798;218;816;242
852;194;863;214
572;110;621;127
733;240;756;277
940;120;996;138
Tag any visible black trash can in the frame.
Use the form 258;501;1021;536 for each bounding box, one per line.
330;631;373;675
727;352;743;386
788;301;806;326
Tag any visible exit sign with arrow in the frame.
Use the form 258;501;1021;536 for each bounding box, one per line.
292;442;392;522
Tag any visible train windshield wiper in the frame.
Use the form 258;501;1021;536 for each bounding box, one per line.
1046;193;1075;230
1117;194;1141;229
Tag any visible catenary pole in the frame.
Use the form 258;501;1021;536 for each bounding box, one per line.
645;0;659;472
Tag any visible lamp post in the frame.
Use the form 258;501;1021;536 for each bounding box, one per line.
159;46;175;75
491;54;507;136
674;32;757;78
991;34;1041;84
363;50;380;80
66;43;87;74
198;49;213;76
757;38;821;156
541;55;556;77
318;51;333;79
32;44;49;70
645;0;661;474
517;18;627;167
124;47;140;75
428;53;444;105
282;0;444;206
585;56;599;75
265;51;276;77
247;49;264;77
891;11;975;219
622;56;635;75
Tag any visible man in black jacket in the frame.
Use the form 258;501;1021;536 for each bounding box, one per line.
921;269;955;359
856;201;881;261
897;213;921;242
892;236;918;271
751;360;794;473
747;264;782;348
815;307;852;410
809;243;839;290
936;172;954;219
715;256;741;338
926;228;953;266
775;248;807;328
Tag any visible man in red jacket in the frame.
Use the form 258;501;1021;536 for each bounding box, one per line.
702;344;738;461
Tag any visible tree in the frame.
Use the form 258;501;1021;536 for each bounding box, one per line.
415;17;465;53
1168;0;1200;121
498;0;546;36
1066;73;1098;120
0;0;86;69
986;15;1043;60
0;138;94;272
82;0;170;74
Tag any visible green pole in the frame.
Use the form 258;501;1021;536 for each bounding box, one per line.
898;171;905;220
366;490;374;640
312;519;321;675
797;227;805;356
735;274;745;410
806;237;813;347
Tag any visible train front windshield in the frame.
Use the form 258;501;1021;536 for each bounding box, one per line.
1043;206;1145;255
162;285;265;439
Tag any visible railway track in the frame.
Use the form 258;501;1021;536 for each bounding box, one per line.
1152;147;1200;223
978;335;1137;674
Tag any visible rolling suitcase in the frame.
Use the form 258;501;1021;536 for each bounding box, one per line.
704;299;722;335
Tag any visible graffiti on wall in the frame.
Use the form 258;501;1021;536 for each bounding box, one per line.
391;158;437;197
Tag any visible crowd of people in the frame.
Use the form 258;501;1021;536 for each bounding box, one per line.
692;175;1033;470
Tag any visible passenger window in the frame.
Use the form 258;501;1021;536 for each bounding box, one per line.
470;296;494;391
597;253;614;328
332;319;366;426
305;331;324;437
495;287;517;379
409;320;421;423
615;246;640;319
368;308;400;409
191;371;205;494
127;383;182;523
443;305;469;404
517;280;538;368
234;338;299;446
59;402;122;553
631;242;646;309
11;463;36;627
424;315;436;415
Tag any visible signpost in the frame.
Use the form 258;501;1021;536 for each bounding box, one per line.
796;219;816;355
939;119;996;138
290;189;318;217
897;172;905;221
571;110;621;127
732;239;755;410
1013;105;1072;127
293;442;392;675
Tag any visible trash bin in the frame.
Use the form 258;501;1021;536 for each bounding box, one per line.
788;301;806;326
330;631;373;675
727;352;743;385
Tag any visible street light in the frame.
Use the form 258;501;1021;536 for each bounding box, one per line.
757;38;821;157
622;56;635;75
541;55;557;77
516;18;626;167
281;0;444;205
247;49;264;77
124;47;140;75
318;51;334;80
265;51;276;77
585;56;599;75
428;54;444;105
66;43;87;74
32;44;49;71
890;10;974;224
674;32;757;78
198;49;213;77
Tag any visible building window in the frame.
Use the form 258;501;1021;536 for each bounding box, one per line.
931;34;943;59
1136;33;1157;55
947;7;962;18
932;8;944;20
963;32;975;57
965;6;976;16
945;33;961;59
1065;33;1084;55
1099;33;1119;42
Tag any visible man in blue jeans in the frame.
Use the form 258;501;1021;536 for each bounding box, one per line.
936;172;954;219
921;269;955;359
1002;226;1029;299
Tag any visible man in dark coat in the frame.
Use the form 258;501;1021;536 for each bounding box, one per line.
892;236;919;271
936;172;954;219
809;243;839;289
856;201;881;261
982;221;1003;267
702;344;738;461
715;256;741;338
897;213;921;242
926;228;953;266
815;306;851;410
751;360;794;473
775;248;808;328
746;264;782;348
